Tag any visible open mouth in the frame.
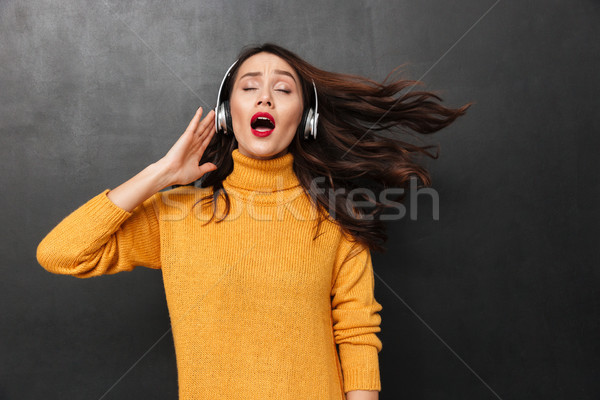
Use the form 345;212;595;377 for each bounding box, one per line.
251;112;275;136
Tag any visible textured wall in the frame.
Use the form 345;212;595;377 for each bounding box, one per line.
1;0;598;398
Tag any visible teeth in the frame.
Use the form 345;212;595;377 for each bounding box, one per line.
252;115;275;130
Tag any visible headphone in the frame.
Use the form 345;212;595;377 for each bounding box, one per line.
215;59;319;140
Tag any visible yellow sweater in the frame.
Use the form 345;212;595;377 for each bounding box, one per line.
37;149;383;399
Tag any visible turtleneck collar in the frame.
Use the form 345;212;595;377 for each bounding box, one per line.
223;149;302;196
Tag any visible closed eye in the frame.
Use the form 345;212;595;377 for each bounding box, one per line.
243;88;290;93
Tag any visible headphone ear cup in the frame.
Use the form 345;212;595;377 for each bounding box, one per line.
223;100;233;135
216;102;226;134
297;108;309;139
215;60;238;135
305;108;316;140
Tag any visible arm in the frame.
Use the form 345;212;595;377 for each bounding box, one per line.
107;107;217;212
36;187;163;278
36;107;218;278
331;234;383;394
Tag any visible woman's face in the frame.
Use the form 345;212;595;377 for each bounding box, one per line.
229;52;304;160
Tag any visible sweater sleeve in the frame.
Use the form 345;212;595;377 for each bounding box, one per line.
331;234;383;393
36;189;161;278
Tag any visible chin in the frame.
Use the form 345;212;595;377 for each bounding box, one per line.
238;143;288;160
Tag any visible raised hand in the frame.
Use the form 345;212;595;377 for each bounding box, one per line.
107;107;219;212
158;106;218;186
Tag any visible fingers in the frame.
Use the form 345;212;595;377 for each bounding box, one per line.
185;107;217;172
197;115;216;155
183;108;216;160
195;109;215;136
194;109;216;147
185;106;204;133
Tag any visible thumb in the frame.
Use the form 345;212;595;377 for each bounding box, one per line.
198;162;218;175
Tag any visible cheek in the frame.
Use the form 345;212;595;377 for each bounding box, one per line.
286;99;304;129
229;98;244;127
294;106;305;129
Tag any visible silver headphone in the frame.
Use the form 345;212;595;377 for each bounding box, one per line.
214;59;319;140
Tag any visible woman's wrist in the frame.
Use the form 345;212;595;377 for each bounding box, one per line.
148;159;177;191
345;390;379;400
106;161;173;213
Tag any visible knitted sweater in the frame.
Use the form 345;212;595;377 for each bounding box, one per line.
36;148;383;400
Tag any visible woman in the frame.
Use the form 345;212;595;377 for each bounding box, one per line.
37;43;471;400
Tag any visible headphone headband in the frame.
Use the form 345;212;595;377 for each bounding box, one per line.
215;60;238;135
309;79;319;140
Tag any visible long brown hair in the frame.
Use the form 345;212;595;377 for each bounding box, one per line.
186;42;473;253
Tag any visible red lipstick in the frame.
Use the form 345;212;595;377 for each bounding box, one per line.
251;112;275;137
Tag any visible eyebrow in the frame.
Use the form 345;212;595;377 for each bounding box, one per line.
239;70;297;84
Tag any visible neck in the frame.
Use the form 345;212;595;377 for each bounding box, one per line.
238;147;289;161
222;149;302;200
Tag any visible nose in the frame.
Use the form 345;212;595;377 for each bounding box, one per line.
256;89;272;107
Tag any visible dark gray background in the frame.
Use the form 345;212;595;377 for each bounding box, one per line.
1;0;598;399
